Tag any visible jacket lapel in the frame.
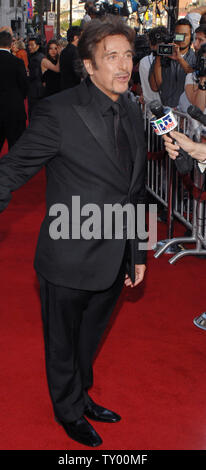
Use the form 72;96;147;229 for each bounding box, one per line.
73;99;115;162
122;95;144;191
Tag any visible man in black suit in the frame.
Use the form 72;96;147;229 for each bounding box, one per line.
0;16;147;447
27;36;45;118
0;31;27;152
60;25;82;90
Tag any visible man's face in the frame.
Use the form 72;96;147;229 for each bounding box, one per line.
84;34;133;101
28;40;39;54
194;32;206;52
174;24;191;51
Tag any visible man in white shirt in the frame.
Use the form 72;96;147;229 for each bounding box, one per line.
149;19;196;108
139;26;168;114
178;25;206;138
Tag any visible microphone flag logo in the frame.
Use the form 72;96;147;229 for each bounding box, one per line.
150;108;177;135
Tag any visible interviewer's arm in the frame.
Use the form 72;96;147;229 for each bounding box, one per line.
163;131;206;161
186;77;206;112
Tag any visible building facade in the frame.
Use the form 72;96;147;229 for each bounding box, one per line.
0;0;28;37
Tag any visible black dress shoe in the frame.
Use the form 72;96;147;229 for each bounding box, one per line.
85;396;121;423
56;416;102;447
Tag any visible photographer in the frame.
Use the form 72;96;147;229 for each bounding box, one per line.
149;19;196;108
178;26;206;138
184;28;206;113
139;26;168;106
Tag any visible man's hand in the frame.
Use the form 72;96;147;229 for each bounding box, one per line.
169;44;181;61
124;264;146;288
169;44;194;73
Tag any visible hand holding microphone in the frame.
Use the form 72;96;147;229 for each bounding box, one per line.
163;133;180;159
149;100;194;174
163;105;206;163
164;131;206;162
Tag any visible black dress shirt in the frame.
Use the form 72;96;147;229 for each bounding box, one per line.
88;79;134;183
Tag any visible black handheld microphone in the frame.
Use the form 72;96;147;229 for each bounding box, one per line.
149;100;193;175
187;105;206;127
149;100;165;120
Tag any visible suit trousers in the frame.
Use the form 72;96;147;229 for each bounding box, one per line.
0;117;26;152
37;245;128;423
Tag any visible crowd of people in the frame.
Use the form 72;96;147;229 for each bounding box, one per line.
1;2;206;149
1;3;206;153
0;23;84;151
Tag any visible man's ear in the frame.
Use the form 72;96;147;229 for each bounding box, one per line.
83;59;94;76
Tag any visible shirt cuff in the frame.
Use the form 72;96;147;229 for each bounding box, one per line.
198;160;206;173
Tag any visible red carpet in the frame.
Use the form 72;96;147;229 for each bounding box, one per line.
1;142;206;450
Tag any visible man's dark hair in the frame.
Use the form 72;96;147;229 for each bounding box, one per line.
87;6;97;17
67;26;82;43
175;18;193;32
78;14;135;66
195;25;206;37
85;1;95;12
148;26;169;46
0;31;12;48
28;36;39;45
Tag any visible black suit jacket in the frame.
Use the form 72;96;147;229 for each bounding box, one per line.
0;50;27;122
28;49;45;99
0;80;147;290
60;43;82;90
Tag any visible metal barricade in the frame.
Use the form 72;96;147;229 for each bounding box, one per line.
144;106;206;263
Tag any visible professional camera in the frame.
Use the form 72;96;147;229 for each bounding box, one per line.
195;44;206;77
157;44;174;56
95;0;129;17
148;27;173;57
149;27;172;46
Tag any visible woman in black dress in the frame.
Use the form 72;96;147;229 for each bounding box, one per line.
41;39;61;96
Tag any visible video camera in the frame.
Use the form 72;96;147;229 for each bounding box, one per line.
95;1;129;17
156;31;187;56
195;44;206;78
156;32;174;57
157;44;174;56
148;27;174;57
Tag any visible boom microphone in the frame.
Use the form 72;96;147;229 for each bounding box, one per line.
187;105;206;127
149;100;193;174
